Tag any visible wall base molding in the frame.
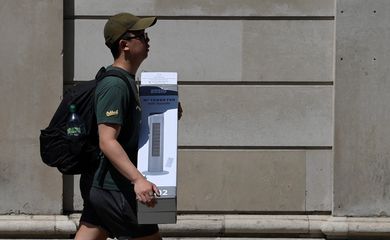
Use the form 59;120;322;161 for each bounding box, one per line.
0;214;390;238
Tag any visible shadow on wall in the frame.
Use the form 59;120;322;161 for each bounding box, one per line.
63;0;76;213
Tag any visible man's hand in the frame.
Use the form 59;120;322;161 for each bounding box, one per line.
178;102;183;120
133;177;160;207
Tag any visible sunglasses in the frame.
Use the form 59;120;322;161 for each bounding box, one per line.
122;32;149;41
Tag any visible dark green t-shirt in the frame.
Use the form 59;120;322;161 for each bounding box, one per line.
92;66;141;191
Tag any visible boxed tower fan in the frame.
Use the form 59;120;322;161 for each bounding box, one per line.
137;72;178;224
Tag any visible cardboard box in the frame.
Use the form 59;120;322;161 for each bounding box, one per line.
137;72;178;224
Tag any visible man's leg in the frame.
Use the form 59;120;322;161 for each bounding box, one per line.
132;231;162;240
74;222;108;240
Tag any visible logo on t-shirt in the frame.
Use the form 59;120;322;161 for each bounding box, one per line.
106;110;119;117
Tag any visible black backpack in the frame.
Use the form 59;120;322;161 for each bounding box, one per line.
39;67;135;175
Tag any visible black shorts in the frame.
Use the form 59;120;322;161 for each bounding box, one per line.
89;186;159;238
79;172;102;227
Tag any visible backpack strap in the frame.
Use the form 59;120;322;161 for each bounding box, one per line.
97;67;141;106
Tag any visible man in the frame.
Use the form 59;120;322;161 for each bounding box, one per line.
75;12;162;240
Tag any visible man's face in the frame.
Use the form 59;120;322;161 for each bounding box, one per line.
124;30;150;60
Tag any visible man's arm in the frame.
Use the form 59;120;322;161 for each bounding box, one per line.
98;123;159;203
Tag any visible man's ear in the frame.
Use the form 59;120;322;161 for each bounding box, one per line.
119;39;129;50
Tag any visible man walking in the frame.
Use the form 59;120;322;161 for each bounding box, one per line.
75;12;162;240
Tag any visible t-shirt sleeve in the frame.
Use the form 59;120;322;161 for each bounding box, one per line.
95;78;129;125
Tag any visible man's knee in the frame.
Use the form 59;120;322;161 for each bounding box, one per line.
74;222;108;240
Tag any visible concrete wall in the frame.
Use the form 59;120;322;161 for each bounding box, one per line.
64;0;334;213
1;0;390;229
0;0;63;214
334;0;390;216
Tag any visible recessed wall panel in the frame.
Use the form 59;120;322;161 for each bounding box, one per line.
177;150;306;211
242;21;334;82
69;20;333;83
178;86;333;146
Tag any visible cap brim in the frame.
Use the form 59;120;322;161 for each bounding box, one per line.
130;17;157;31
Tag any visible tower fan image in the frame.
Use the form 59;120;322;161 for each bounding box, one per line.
144;113;169;175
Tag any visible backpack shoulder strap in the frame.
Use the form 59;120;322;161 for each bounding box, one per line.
96;67;140;106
